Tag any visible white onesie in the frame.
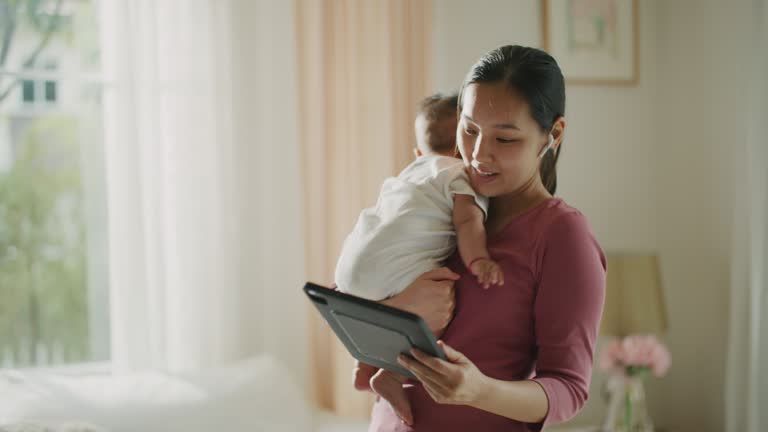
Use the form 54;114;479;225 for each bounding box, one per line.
334;154;488;301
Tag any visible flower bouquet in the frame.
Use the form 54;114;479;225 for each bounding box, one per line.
599;335;671;432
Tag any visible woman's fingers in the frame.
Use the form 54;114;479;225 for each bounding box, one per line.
421;376;452;404
412;363;452;394
410;348;453;375
399;354;448;385
422;267;460;281
438;340;468;364
440;280;456;292
398;354;435;378
399;355;453;394
420;378;448;404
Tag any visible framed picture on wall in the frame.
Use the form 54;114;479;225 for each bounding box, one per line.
542;0;638;85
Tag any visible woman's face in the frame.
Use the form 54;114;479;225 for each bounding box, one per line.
457;82;552;198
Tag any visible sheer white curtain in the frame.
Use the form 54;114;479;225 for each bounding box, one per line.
726;0;768;431
99;0;306;377
295;0;433;415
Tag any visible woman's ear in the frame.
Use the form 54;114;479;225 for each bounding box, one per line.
550;117;566;151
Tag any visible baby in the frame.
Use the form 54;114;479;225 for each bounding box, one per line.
333;94;504;424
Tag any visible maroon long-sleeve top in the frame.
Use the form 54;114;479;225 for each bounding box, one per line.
369;198;607;431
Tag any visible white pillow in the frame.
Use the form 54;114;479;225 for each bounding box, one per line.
0;356;312;432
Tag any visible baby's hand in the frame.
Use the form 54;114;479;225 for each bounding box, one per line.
469;258;504;289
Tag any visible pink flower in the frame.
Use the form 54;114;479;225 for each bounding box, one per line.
599;335;671;377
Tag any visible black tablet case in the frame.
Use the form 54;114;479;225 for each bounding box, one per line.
304;282;446;379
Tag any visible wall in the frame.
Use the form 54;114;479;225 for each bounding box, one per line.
431;0;743;430
433;0;658;252
651;1;758;430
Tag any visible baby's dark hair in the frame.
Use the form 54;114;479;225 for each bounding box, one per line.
416;93;459;154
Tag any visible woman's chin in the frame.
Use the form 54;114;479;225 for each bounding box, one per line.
474;182;498;198
471;174;501;197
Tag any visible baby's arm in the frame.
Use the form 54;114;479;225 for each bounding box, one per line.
452;194;504;288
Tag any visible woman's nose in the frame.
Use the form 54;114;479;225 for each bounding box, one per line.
472;135;492;163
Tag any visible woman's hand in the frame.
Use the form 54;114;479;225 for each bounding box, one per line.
381;267;459;334
398;340;490;406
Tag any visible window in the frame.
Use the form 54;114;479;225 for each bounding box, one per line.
44;80;56;102
43;61;58;104
21;79;35;103
0;0;108;368
19;60;59;106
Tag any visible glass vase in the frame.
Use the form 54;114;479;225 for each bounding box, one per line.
602;374;654;432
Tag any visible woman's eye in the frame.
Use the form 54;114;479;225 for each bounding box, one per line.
497;138;520;144
464;128;478;136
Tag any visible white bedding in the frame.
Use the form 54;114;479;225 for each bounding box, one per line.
0;356;367;432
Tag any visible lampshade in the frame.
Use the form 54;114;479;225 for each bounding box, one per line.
600;253;668;337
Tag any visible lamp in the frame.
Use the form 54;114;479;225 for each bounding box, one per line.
600;253;668;337
600;253;669;432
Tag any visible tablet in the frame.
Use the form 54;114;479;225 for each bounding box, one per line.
303;282;446;379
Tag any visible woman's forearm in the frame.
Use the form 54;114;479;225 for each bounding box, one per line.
471;377;549;424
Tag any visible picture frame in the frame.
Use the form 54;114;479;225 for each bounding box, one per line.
542;0;639;85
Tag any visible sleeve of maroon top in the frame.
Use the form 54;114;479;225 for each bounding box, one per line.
527;212;606;430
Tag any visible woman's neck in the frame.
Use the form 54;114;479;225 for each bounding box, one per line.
487;175;552;233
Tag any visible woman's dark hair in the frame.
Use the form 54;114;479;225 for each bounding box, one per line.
458;45;565;195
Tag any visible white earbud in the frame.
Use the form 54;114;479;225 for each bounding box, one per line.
538;134;554;158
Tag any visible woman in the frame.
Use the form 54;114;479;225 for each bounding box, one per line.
370;45;606;431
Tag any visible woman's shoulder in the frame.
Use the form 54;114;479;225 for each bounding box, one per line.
527;198;598;248
523;197;587;227
528;199;605;279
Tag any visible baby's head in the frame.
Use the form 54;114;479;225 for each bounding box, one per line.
414;93;459;158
